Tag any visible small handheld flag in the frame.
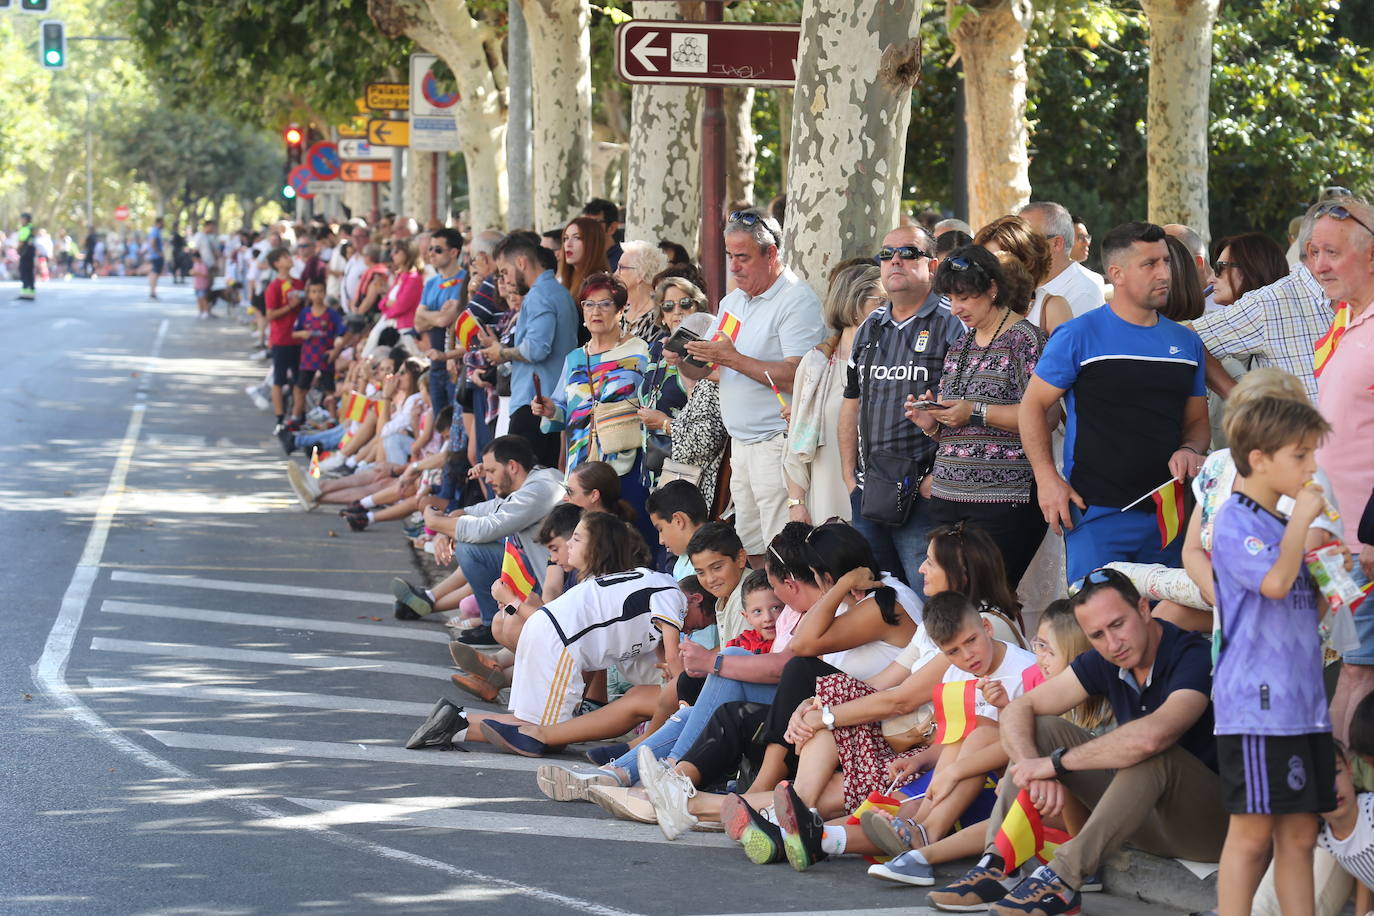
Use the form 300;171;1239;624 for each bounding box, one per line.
763;370;788;411
713;310;742;343
342;392;375;423
933;680;978;745
500;538;537;603
309;446;321;479
454;310;484;351
1151;478;1186;549
1314;303;1351;378
993;789;1070;870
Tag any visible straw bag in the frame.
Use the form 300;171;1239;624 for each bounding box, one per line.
590;399;643;457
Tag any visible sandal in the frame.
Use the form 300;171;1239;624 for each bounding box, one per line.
859;810;928;858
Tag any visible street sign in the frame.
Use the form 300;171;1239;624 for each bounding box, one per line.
288;164;316;199
367;119;409;147
410;116;460;152
365;82;410;111
614;21;800;87
337;139;373;160
114;206;129;222
305;141;342;181
337;118;368;139
341;160;393;183
307;181;346;197
410;53;461;118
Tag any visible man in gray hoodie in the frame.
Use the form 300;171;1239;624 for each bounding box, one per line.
413;435;564;646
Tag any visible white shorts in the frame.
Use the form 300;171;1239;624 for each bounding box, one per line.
510;613;584;725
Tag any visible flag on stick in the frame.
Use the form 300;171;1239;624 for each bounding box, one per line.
500;538;537;602
455;310;484;351
309;446;321;479
1314;303;1351;378
713;310;742;343
933;680;978;745
1150;478;1186;549
342;392;374;423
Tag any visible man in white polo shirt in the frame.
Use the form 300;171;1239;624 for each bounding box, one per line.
684;209;825;556
1019;201;1106;318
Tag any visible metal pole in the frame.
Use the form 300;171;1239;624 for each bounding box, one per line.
507;0;534;231
391;145;404;214
85;90;95;233
699;1;726;309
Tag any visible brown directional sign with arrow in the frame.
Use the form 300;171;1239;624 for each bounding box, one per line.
614;21;800;87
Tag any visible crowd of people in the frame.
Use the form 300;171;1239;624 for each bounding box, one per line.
201;189;1374;915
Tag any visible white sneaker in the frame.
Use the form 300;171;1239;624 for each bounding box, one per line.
536;764;619;802
244;383;271;411
637;745;697;840
319;452;347;472
284;462;317;512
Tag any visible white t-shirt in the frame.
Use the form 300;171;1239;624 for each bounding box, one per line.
1318;792;1374;889
343;253;368;305
1040;262;1106;319
820;574;923;681
381;392;424;438
541;568;686;669
939;640;1037;722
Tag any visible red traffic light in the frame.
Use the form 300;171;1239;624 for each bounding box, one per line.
284;124;304;146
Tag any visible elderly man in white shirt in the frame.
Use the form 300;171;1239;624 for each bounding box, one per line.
1018;201;1105;318
683;209;825;556
341;223;371;308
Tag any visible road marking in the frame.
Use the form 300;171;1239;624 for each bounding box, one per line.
281;797;733;849
100;598;450;644
91;636;456;680
34;316;636;916
110;569;391;604
144;729;548;774
85;676;442;717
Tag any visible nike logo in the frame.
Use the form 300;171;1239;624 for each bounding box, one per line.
1169;346;1181;355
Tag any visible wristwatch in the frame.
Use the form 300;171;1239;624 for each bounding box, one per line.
712;653;725;675
503;603;519;616
970;402;987;427
786;497;804;509
1050;745;1071;778
820;705;836;730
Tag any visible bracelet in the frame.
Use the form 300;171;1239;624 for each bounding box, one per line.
1179;445;1203;455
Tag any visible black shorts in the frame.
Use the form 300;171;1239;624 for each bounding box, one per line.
295;367;335;392
1217;732;1337;815
271;345;301;387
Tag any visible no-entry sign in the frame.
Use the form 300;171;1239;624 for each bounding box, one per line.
615;21;800;87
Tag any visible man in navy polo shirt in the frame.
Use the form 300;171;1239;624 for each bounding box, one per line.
1019;221;1211;583
928;569;1226;915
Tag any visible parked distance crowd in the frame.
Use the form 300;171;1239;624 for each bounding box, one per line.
202;192;1374;916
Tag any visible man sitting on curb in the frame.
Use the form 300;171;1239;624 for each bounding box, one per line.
928;568;1227;915
396;435;562;646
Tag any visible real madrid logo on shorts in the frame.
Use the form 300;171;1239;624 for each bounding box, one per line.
1287;754;1307;792
915;330;930;353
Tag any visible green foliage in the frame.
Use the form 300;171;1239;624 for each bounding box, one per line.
119;0;411;127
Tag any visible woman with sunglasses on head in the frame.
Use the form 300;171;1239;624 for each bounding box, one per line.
906;245;1049;595
533;273;657;546
635;274;729;508
783;263;884;525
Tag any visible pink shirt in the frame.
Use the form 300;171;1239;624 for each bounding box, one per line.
381;271;423;329
771;606;804;653
1316;302;1374;548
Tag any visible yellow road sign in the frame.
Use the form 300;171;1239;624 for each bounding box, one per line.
337;116;368;139
367;119;410;147
366;82;410;111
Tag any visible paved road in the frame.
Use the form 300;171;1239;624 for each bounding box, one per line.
3;276;1168;914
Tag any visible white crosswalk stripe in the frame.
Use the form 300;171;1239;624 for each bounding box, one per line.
90;636;455;680
84;676;442;717
110;569;390;603
100;598;450;643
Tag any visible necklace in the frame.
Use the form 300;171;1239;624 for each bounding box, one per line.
949;307;1011;399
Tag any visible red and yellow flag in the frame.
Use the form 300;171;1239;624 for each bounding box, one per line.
1151;478;1185;549
341;392;374;423
933;680;978;745
308;446;321;479
713;310;743;343
500;538;537;603
455;310;483;351
994;789;1071;870
1314;302;1351;378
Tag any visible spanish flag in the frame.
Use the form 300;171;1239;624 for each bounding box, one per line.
1151;478;1186;549
994;790;1072;870
1314;303;1351;378
713;310;743;343
309;446;321;479
933;680;978;745
500;538;537;603
342;392;373;423
455;309;483;351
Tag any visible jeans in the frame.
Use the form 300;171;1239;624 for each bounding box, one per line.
453;540;504;625
848;486;933;591
295;425;346;452
383;431;415;465
429;363;453;415
1065;504;1184;584
613;647;777;783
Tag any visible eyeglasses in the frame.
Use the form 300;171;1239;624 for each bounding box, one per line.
1030;638;1052;655
428;246;448;254
877;245;930;262
1314;202;1374;239
661;297;697;312
728;211;780;246
1213;260;1240;274
580;298;618;312
1068;566;1134;598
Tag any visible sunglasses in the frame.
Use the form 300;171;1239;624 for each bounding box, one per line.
661;297;697;312
728;211;780;246
1068;566;1134;597
1213;259;1240;274
944;256;991;281
1314;202;1374;239
428;246;449;254
877;245;930;262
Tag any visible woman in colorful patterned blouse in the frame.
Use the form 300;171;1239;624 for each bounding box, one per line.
906;245;1048;592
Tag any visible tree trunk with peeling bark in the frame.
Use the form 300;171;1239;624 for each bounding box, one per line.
782;0;923;297
1140;0;1220;235
623;1;702;253
723;87;756;206
949;0;1032;232
368;0;508;231
523;0;592;231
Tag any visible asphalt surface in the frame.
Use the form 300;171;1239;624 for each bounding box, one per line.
2;275;1169;914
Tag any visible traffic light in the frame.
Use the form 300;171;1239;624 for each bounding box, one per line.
20;0;50;12
284;123;304;167
39;20;65;69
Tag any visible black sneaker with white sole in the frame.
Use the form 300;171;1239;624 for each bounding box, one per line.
391;578;434;618
456;624;498;647
404;698;468;750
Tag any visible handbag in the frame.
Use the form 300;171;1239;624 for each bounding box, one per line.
583;345;645;458
643;432;672;475
856;337;926;527
656;458;704;489
881;702;937;753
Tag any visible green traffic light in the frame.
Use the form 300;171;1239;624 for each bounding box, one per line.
44;50;61;65
283;185;297;200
